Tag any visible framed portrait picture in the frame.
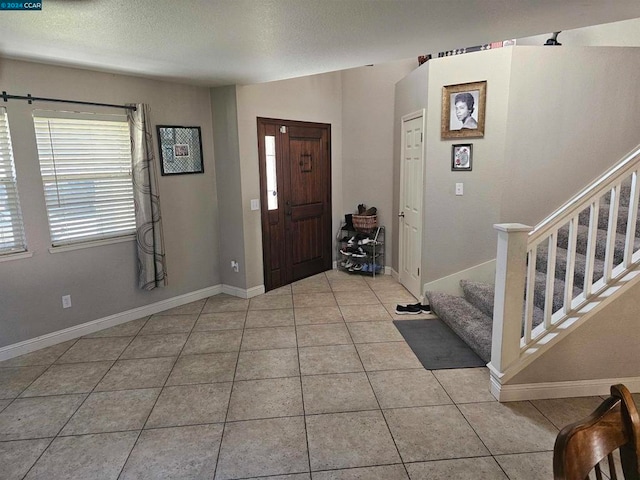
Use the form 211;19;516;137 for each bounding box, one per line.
441;81;487;139
157;125;204;175
451;144;472;171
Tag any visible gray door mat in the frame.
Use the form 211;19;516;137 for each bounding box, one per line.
393;319;486;370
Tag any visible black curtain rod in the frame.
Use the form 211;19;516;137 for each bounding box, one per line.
1;91;136;111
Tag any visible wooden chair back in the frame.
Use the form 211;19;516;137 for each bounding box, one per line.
553;384;640;480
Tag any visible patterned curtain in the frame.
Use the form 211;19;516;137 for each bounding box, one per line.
127;103;168;290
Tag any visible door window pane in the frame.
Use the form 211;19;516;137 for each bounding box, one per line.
265;135;278;210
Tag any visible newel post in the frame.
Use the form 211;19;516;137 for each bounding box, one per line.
490;223;532;374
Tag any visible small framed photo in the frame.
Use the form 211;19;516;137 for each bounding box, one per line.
452;144;472;171
157;125;204;175
441;81;486;139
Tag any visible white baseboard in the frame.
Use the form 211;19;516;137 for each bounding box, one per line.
222;284;265;299
0;284;246;362
423;259;496;297
490;374;640;401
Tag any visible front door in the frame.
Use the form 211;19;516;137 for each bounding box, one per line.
258;118;332;291
399;111;424;298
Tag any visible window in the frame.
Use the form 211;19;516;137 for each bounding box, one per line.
33;111;135;247
0;107;27;255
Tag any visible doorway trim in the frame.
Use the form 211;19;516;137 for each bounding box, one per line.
398;109;425;299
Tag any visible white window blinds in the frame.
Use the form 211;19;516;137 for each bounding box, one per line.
0;107;27;255
33;111;136;246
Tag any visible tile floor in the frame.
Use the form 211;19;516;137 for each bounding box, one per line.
0;271;629;479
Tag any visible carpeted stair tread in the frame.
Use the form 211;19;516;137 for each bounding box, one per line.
460;280;544;327
536;244;605;286
556;224;640;265
577;205;640;237
425;291;492;362
533;271;582;313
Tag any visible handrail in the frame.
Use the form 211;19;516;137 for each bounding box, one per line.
530;144;640;244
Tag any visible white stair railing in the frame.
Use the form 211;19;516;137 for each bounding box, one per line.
490;144;640;381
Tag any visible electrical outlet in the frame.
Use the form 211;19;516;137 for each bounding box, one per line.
62;295;72;309
231;260;239;273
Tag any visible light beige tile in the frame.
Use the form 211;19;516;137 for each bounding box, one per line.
531;396;605;429
0;438;53;480
120;424;222;480
95;357;175;391
235;348;299;381
333;291;380;306
202;294;249;313
182;330;243;354
25;431;138;480
155;299;206;316
0;399;10;412
249;295;294;310
294;306;344;325
495;451;554;480
312;464;408;480
384;405;489;462
241;326;297;350
0;394;86;441
139;314;197;335
84;318;148;339
0;366;48;399
306;410;400;471
227;377;303;421
61;388;160;435
365;275;401;289
21;362;112;397
355;342;421;371
458;401;558;455
166;353;237;385
245;309;294;328
0;340;77;367
374;289;417;305
368;369;451;408
55;337;132;364
299;345;363;375
216;417;308;479
302;372;378;414
293;293;337;308
328;279;371;293
346;321;404;343
405;457;507;479
119;333;188;359
296;323;352;347
193;311;247;331
146;383;232;428
340;304;392;322
432;368;495;404
292;277;331;293
245;475;309;480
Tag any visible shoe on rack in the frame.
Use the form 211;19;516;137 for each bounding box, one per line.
395;304;422;315
406;302;431;312
351;247;367;258
347;236;356;245
340;249;352;256
361;263;369;273
352;264;363;272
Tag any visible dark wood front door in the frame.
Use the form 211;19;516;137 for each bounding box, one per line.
258;118;332;291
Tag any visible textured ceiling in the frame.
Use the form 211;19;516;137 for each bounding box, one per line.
1;0;640;86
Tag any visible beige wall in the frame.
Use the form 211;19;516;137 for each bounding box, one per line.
501;46;640;225
421;48;513;283
235;73;344;289
341;59;415;261
211;86;246;288
0;59;220;347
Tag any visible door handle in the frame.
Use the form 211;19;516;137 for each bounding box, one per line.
398;212;405;218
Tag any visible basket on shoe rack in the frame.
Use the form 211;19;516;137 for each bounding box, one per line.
352;214;378;233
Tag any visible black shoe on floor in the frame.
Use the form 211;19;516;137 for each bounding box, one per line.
406;302;431;312
395;304;422;315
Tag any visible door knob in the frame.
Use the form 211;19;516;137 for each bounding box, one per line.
398;212;405;218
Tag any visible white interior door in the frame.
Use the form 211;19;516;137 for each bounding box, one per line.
399;111;424;299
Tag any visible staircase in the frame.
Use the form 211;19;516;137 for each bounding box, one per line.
425;145;640;397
